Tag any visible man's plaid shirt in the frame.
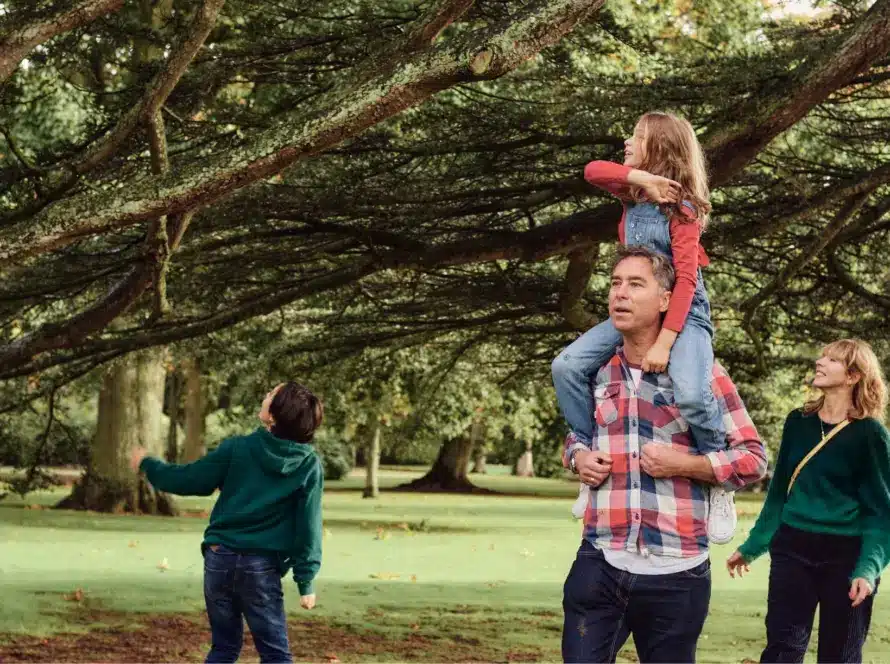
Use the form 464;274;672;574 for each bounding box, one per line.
564;348;767;558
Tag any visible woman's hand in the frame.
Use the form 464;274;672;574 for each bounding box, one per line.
726;551;750;578
849;578;873;607
629;170;681;204
300;593;317;610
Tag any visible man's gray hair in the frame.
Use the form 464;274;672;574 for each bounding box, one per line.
613;245;675;292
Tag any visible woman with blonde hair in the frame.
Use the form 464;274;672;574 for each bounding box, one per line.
552;111;737;543
727;338;890;663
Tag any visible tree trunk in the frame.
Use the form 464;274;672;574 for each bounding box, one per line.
57;350;177;514
362;421;381;499
469;418;486;474
514;438;535;477
395;433;490;493
182;357;205;462
164;366;181;462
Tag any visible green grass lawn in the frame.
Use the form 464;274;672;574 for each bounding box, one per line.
1;469;889;662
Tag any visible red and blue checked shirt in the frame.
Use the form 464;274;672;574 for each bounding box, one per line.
563;349;767;558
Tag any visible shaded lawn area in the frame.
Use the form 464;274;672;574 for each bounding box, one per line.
1;470;889;662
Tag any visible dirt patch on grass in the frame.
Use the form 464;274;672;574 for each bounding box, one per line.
0;609;546;663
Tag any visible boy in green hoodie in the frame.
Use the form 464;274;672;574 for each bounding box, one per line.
130;381;324;664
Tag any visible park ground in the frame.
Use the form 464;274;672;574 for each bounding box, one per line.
1;468;889;663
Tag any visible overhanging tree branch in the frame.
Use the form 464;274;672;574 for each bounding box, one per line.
704;0;890;186
0;0;605;265
0;0;124;84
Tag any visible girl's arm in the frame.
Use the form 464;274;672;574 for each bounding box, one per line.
584;161;634;198
662;206;702;336
736;413;796;562
584;161;681;203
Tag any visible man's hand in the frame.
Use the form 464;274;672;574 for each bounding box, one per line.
574;449;613;487
849;578;873;608
130;446;147;472
642;343;671;373
300;594;317;610
726;551;750;578
640;443;685;478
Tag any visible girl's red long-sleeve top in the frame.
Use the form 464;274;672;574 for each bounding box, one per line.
583;160;710;333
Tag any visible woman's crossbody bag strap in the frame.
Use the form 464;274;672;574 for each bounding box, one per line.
786;419;851;496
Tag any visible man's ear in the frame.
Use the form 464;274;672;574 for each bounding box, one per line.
659;288;672;314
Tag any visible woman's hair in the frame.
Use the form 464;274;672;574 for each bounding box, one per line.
803;339;888;422
630;111;712;230
269;382;324;443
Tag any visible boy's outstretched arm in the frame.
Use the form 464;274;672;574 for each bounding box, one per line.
132;439;234;496
291;458;324;598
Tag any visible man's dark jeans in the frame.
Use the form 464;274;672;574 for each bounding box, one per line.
760;524;877;663
203;545;292;663
562;539;711;663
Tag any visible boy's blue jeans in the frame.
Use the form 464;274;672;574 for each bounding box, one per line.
551;316;725;452
203;545;292;663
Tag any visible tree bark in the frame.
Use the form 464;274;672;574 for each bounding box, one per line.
182;357;206;462
362;421;381;499
515;441;534;477
164;366;182;462
0;0;606;264
57;350;177;514
0;0;124;84
395;433;489;492
469;418;486;474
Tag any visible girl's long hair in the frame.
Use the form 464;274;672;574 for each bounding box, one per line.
803;339;888;422
631;111;712;230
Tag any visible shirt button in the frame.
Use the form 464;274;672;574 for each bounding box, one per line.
632;452;638;458
634;514;640;521
631;418;637;427
633;482;639;489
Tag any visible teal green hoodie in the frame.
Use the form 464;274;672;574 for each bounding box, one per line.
140;427;323;594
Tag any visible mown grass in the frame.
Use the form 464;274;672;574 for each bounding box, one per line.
1;468;888;662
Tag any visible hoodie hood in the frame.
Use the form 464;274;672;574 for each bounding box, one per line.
249;427;318;477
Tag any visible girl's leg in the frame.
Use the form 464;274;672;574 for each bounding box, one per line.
665;321;725;453
552;318;623;444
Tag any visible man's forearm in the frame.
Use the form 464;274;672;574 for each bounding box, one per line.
674;455;717;484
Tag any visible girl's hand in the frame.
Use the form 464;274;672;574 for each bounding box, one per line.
642;343;670;373
300;594;317;610
849;578;873;607
726;551;750;578
632;171;681;204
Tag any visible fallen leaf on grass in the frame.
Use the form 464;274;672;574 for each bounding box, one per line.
374;527;390;540
369;572;400;580
62;588;84;602
325;655;340;663
520;548;535;557
323;528;333;539
410;574;417;583
157;557;170;571
410;623;420;631
128;540;139;548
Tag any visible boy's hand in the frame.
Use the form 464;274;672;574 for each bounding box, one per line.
130;446;147;472
574;450;613;487
642;343;670;373
300;594;316;610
